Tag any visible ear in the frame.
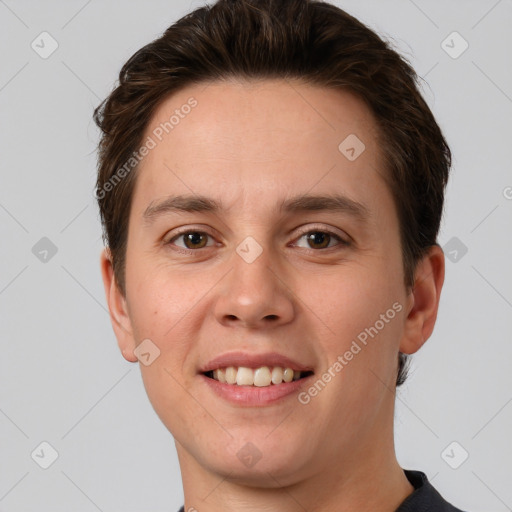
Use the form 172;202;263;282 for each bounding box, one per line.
100;248;138;362
399;244;445;355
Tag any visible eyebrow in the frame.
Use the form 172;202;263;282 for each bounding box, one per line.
142;193;370;224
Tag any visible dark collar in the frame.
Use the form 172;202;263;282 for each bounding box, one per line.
396;469;466;511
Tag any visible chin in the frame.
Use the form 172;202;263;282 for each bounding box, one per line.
199;435;313;486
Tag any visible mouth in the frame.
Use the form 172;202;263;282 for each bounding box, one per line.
202;366;315;387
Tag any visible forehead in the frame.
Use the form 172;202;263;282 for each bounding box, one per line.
133;79;390;220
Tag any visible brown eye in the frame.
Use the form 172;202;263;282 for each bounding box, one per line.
184;232;208;249
170;231;213;250
294;230;348;250
305;232;331;249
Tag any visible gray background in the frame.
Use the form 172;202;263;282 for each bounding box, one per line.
1;0;511;511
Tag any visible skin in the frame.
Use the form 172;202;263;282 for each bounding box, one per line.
101;79;445;512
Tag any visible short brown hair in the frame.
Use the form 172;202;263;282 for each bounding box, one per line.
93;0;451;387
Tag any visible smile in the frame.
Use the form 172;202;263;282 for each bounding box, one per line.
204;366;314;387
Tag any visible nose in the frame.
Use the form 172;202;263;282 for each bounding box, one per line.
213;244;296;330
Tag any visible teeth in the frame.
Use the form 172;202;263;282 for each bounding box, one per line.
253;367;272;387
225;366;237;385
271;366;283;384
283;368;294;383
236;367;254;386
214;368;227;383
209;366;305;386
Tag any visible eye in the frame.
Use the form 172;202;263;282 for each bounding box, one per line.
294;229;349;250
165;227;349;253
168;231;216;250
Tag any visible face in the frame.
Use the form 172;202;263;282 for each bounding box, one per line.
106;79;422;486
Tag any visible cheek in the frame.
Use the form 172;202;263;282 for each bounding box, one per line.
125;261;225;383
314;264;403;335
126;260;204;336
307;261;406;390
302;271;405;432
125;270;207;438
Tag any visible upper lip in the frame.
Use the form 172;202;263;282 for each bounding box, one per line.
199;351;314;373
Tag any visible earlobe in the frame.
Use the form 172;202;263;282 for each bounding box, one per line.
399;245;445;355
100;248;138;363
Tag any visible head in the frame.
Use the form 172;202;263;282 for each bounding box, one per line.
95;0;449;490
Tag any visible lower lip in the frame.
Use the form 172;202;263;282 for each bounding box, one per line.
199;374;313;406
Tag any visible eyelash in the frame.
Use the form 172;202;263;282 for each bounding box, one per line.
165;225;350;254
